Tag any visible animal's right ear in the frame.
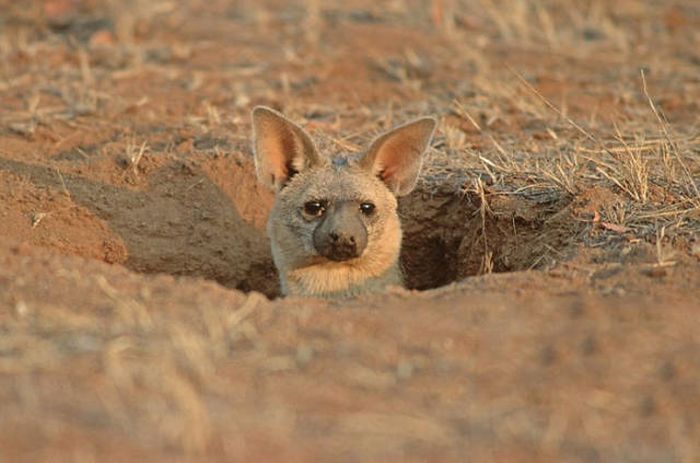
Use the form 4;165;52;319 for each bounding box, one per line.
251;106;322;191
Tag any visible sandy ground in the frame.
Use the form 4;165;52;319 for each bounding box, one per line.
0;0;699;461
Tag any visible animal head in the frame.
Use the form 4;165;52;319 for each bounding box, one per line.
251;106;436;296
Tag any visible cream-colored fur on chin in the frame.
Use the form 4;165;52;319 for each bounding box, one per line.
287;263;402;298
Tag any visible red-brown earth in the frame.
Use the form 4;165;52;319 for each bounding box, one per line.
1;1;699;461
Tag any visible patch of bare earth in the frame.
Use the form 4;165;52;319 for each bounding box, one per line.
0;0;699;461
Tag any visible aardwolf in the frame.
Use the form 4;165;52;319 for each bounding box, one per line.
252;106;436;298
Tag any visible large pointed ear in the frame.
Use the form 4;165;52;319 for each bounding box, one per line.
251;106;322;190
359;117;437;196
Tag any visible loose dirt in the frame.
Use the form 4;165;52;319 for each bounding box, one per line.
1;1;699;461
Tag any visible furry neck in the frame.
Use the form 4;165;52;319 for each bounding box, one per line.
284;260;402;298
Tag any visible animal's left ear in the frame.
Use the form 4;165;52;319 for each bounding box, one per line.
359;117;437;196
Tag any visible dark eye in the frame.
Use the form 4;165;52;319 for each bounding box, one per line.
303;201;326;217
360;202;376;215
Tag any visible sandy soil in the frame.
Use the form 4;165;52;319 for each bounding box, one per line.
0;0;699;461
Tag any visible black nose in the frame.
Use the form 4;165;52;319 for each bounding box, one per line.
329;232;355;244
324;231;359;261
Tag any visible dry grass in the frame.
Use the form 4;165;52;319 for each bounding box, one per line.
0;0;699;460
0;0;695;275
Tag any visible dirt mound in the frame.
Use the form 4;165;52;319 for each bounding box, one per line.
1;242;699;461
0;153;279;296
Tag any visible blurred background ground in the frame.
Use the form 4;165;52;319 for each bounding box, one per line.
0;0;699;461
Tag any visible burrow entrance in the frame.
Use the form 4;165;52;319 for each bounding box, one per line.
183;156;579;298
398;184;577;292
1;153;576;298
231;179;577;298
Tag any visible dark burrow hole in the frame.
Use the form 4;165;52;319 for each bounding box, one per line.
398;185;576;292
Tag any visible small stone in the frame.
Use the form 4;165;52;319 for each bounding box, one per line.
396;360;414;380
15;300;29;318
296;345;313;366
